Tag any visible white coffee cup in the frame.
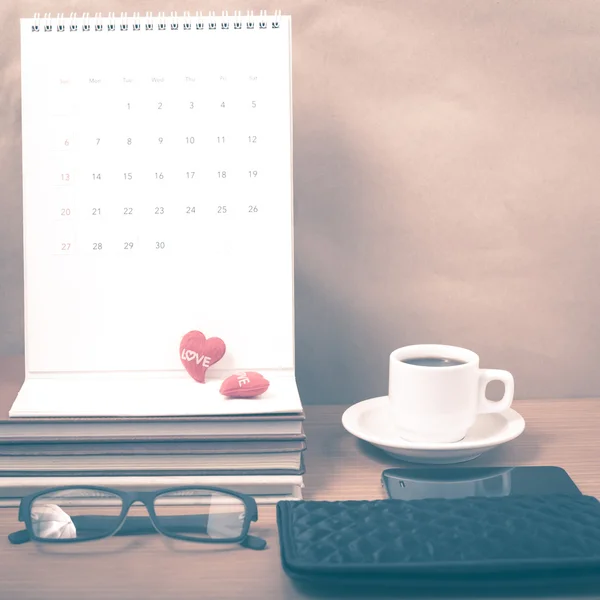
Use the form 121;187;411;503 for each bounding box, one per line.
388;344;514;443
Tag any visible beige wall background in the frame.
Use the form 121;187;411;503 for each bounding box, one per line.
2;0;600;404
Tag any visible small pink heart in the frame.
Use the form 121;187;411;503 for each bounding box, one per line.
220;371;270;398
180;330;226;383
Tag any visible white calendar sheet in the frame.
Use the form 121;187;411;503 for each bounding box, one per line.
12;13;299;417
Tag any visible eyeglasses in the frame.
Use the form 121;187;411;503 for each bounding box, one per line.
8;485;266;550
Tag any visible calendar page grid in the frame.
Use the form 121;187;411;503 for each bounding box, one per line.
21;17;294;374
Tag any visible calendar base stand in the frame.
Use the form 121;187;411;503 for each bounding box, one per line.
10;371;302;418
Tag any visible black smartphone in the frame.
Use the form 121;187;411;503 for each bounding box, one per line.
382;466;581;500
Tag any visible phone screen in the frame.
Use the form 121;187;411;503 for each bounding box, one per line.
382;466;581;500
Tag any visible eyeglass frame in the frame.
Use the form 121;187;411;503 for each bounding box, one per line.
9;484;266;550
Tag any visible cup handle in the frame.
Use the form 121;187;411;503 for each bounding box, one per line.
478;369;514;414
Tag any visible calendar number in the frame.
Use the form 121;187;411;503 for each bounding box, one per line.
127;138;132;145
155;207;165;215
248;206;258;213
218;171;227;179
92;173;102;180
61;174;70;182
123;207;133;215
61;243;71;251
124;173;132;180
92;242;103;251
248;136;257;143
251;100;257;108
217;206;227;214
220;102;226;108
155;172;164;179
186;206;196;214
124;242;134;250
92;208;101;216
155;241;166;249
96;138;101;145
158;138;164;145
249;170;258;178
186;172;195;179
186;137;195;144
158;102;163;110
189;102;194;109
60;208;71;216
217;136;226;144
127;103;131;110
64;139;70;147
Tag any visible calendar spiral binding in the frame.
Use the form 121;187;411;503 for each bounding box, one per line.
31;10;283;33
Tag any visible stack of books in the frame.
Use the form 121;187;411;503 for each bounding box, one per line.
0;378;305;506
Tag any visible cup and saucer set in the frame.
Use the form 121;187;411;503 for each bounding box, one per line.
342;344;525;464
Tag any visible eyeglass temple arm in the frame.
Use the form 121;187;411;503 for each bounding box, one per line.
8;529;30;545
241;501;266;549
8;524;267;550
241;534;267;550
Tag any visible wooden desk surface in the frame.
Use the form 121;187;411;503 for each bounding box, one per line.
1;359;600;598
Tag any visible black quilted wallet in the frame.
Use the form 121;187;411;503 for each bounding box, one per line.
277;495;600;591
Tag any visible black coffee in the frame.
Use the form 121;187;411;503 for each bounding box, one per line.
401;356;467;367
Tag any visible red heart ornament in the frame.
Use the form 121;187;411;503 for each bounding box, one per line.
180;331;226;383
219;371;270;398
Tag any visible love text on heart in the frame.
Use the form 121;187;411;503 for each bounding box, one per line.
181;348;212;368
236;373;251;387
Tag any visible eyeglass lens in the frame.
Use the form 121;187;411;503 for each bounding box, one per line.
153;489;246;540
31;489;123;541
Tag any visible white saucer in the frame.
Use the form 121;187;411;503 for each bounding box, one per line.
342;396;526;464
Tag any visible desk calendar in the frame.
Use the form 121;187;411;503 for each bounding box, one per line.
11;11;301;417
